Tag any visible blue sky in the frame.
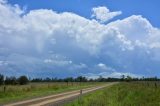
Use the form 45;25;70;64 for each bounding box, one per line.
8;0;160;27
0;0;160;78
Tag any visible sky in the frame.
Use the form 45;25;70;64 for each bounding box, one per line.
0;0;160;78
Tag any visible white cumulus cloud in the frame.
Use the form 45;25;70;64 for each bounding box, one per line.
92;6;122;23
0;1;160;77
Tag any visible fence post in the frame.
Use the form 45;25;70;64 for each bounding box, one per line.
4;86;6;92
80;89;82;95
155;83;157;88
78;89;83;104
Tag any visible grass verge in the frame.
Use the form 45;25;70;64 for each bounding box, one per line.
0;82;105;104
66;82;160;106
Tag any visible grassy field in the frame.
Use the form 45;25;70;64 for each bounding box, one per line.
66;82;160;106
0;82;104;104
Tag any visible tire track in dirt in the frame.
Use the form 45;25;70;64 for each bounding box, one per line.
4;83;117;106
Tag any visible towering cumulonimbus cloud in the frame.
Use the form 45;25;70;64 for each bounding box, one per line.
0;0;160;78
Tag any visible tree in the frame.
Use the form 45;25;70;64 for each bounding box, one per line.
0;74;4;85
126;76;132;82
97;76;107;82
75;76;87;85
5;76;17;85
18;76;29;85
44;77;51;82
121;75;125;81
64;77;74;86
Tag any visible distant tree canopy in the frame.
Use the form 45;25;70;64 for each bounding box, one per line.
0;73;160;86
0;74;4;85
5;76;17;85
75;76;87;82
0;75;29;85
18;76;29;85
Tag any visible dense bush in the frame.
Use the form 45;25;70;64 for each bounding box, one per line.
5;76;17;85
18;76;29;85
0;74;4;85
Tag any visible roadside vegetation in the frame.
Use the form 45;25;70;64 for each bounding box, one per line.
0;82;104;104
1;73;160;105
0;74;106;104
66;82;160;106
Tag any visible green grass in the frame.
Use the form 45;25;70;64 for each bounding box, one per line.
0;82;104;104
66;82;160;106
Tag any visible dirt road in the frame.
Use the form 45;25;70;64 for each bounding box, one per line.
4;83;117;106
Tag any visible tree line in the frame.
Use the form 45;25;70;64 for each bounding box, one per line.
0;74;29;85
0;74;160;85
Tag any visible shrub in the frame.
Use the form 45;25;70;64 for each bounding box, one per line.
18;76;29;85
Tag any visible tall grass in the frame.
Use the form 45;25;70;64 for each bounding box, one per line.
66;82;160;106
0;82;103;104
